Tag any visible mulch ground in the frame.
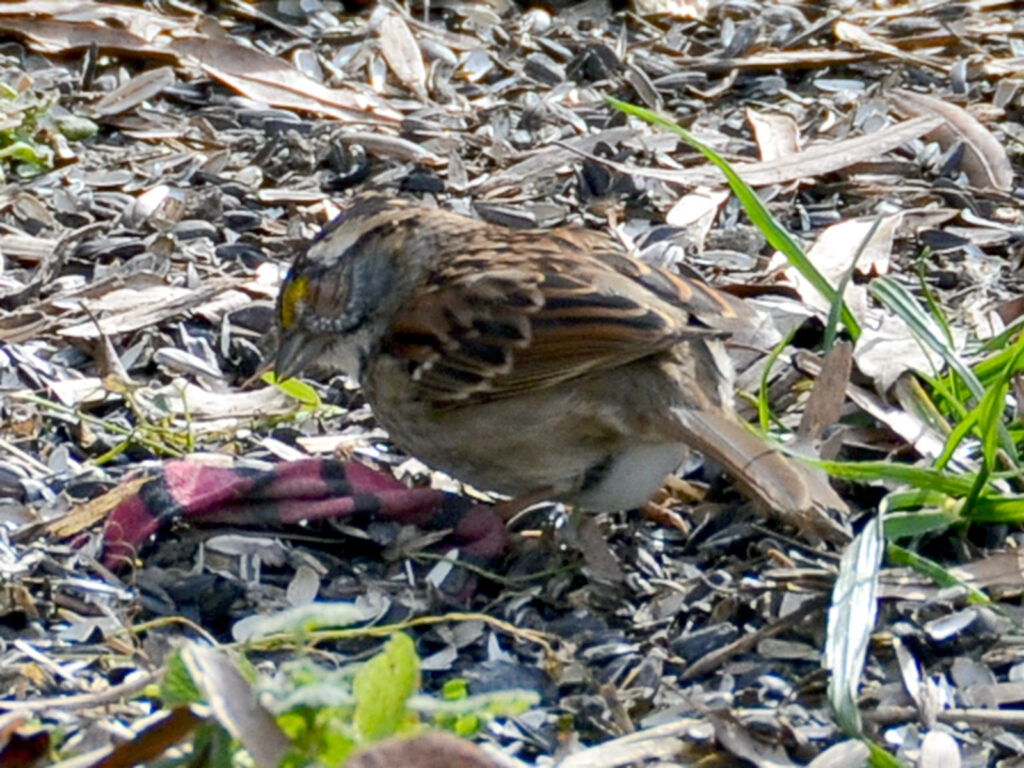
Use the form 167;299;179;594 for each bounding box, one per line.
1;1;1023;766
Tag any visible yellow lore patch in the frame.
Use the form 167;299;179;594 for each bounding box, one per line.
279;276;308;330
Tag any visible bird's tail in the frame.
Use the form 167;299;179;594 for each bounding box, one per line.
672;407;851;544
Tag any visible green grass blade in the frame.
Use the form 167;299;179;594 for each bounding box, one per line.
824;216;881;351
961;374;1010;512
606;96;860;340
880;488;953;512
883;509;959;539
869;276;980;398
974;337;1024;383
826;514;884;736
758;325;798;431
967;495;1024;523
934;407;978;472
820;459;978;496
865;739;912;768
887;544;990;604
968;327;1024;493
923;369;971;423
870;275;1018;465
980;315;1024;354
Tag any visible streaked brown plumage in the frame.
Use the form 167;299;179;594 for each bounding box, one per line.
275;196;849;542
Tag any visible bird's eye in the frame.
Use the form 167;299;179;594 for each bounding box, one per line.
279;275;309;330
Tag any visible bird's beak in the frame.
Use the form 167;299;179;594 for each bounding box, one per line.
274;330;327;382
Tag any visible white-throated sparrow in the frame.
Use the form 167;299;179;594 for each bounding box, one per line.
275;196;849;541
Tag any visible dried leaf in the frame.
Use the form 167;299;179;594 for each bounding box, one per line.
46;475;150;539
169;36;402;123
708;709;799;767
834;20;944;71
581;116;944;188
0;15;176;56
665;187;729;245
746;108;801;161
57;283;230;339
855;312;959;391
890;87;1014;191
797;341;852;444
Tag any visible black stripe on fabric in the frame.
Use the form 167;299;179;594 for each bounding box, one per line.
140;474;188;523
246;466;282;496
431;494;475;529
321;460;355;497
351;494;382;514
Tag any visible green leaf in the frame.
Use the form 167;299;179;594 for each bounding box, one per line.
442;678;469;700
961;372;1009;512
453;714;480;735
879;488;953;512
353;634;421;742
933;406;978;472
0;139;52;168
263;371;323;408
963;329;1024;513
315;726;357;766
190;721;237;768
162;648;204;708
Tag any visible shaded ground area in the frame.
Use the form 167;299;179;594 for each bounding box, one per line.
1;1;1023;765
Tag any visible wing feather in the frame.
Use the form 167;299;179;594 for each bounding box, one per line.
383;218;740;403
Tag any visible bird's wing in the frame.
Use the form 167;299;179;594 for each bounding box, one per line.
386;223;740;403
